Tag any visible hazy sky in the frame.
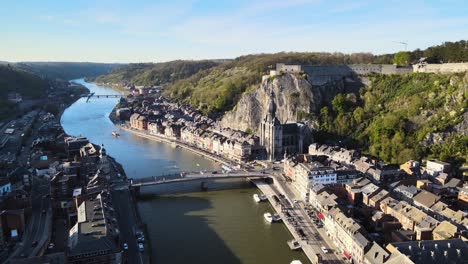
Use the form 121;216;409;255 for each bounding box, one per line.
1;0;467;63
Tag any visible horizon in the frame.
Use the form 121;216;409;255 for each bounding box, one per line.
1;0;468;63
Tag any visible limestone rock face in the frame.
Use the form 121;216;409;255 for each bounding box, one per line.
220;73;345;133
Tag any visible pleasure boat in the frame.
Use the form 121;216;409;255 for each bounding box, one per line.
253;194;267;203
264;212;273;222
264;212;281;223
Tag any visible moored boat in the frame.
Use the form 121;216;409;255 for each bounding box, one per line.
253;194;261;203
264;212;281;223
264;212;273;222
254;194;268;203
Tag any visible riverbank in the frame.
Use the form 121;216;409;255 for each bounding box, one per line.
118;124;239;168
63;79;309;264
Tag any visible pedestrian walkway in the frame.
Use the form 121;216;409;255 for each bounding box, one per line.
253;180;342;264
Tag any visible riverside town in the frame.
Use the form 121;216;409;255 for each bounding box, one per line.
1;1;468;264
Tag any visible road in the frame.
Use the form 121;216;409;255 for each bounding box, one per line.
268;166;344;263
5;177;51;262
111;187;144;264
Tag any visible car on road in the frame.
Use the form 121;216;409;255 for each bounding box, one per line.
137;235;145;242
31;241;38;247
321;246;329;254
123;243;128;250
48;243;55;250
138;243;144;252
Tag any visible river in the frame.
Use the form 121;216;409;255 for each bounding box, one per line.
61;79;309;264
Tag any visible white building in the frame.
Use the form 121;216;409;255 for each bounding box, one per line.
294;164;337;201
426;160;451;177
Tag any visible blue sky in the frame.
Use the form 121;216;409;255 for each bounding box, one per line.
1;0;467;62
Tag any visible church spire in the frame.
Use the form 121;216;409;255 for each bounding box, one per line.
267;90;276;119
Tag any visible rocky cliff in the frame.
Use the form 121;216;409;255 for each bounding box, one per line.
220;72;347;133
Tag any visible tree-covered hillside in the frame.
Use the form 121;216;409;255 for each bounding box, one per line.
316;72;468;167
165;52;381;113
93;60;220;86
0;65;48;99
15;62;121;80
0;65;49;119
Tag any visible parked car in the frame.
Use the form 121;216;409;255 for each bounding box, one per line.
138;243;144;252
123;243;128;250
321;246;329;254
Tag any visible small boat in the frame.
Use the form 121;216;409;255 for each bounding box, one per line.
253;194;267;203
272;214;281;222
264;212;273;222
264;213;281;223
112;131;120;137
287;240;302;250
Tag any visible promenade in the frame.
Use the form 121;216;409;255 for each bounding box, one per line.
254;180;343;264
118;125;238;168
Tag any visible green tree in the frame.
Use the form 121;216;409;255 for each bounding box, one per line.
393;51;411;66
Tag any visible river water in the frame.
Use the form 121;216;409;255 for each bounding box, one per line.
61;79;308;264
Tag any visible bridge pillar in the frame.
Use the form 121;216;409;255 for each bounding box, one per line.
200;181;208;191
130;185;141;198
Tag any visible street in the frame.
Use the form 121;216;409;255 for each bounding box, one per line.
111;187;145;264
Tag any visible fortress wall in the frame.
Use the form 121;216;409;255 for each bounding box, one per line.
413;63;468;73
276;63;302;73
281;64;413;79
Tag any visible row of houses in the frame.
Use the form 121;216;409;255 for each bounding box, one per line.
128;100;262;162
308;178;467;263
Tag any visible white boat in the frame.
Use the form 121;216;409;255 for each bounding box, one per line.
253;194;261;203
290;261;302;264
272;214;281;222
264;212;281;223
264;212;274;222
253;194;267;203
112;131;120;137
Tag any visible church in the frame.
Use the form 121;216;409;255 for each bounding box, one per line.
259;91;311;161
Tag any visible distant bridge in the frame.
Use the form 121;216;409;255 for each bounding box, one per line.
130;171;269;187
81;93;124;102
